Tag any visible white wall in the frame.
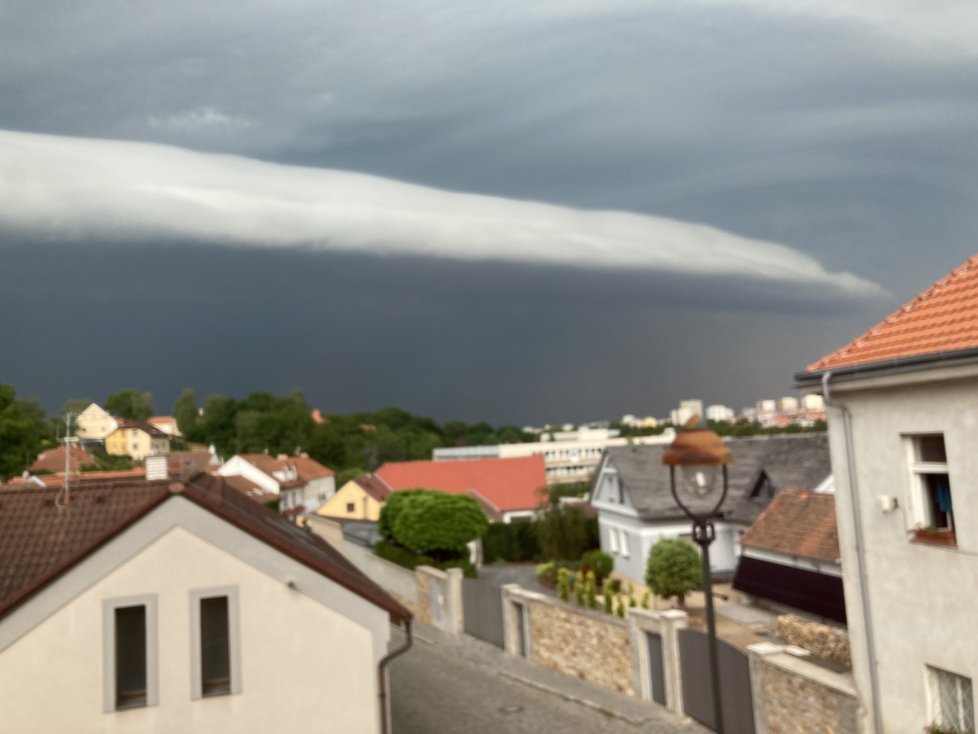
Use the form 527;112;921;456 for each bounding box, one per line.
827;365;978;733
0;500;391;734
217;456;280;495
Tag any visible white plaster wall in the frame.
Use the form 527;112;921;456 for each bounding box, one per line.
0;522;387;734
217;457;279;494
829;372;978;733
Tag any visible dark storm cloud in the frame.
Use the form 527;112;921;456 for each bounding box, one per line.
0;239;883;423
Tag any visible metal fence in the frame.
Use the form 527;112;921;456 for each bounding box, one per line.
678;628;755;734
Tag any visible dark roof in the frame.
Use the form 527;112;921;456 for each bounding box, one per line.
114;421;170;439
354;474;393;503
600;433;830;524
0;473;409;624
740;490;839;562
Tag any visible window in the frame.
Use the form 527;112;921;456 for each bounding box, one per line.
346;502;355;513
609;527;619;553
620;530;630;558
190;587;241;699
103;595;158;712
908;434;955;531
928;666;975;734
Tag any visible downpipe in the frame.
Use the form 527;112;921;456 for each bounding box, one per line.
378;619;413;734
821;371;882;734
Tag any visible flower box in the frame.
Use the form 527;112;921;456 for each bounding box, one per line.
911;527;956;547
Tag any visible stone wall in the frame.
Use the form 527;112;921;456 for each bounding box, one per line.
775;614;850;667
523;593;635;696
749;643;858;734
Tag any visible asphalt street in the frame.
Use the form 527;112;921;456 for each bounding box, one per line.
389;624;705;734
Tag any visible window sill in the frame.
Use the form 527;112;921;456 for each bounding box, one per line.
910;529;957;548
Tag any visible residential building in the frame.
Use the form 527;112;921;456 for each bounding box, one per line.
670;399;704;427
732;489;844;623
796;254;978;734
705;404;735;422
318;474;392;522
217;453;336;516
0;474;409;733
106;422;171;461
28;444;95;474
433;427;675;486
587;433;831;584
74;403;118;442
376;455;548;523
147;415;183;438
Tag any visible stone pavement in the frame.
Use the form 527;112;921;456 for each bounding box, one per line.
389;620;708;734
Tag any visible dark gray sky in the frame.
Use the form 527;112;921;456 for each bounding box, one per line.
3;2;978;423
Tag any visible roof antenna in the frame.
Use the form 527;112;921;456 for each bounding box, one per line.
55;412;73;510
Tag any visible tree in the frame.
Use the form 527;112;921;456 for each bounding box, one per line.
534;487;599;561
645;538;702;608
0;384;52;480
381;489;488;560
105;388;154;422
173;388;199;439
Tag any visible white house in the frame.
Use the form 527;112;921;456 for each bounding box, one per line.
0;474;410;734
74;402;119;441
588;433;831;584
796;254;978;734
218;453;336;516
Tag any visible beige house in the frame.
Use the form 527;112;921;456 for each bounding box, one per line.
74;403;118;441
318;474;392;522
0;474;410;734
106;422;171;461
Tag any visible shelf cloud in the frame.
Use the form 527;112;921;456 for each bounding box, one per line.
1;129;882;297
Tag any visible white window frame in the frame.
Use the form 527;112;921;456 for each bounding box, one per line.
620;529;631;558
927;665;975;733
102;594;159;713
189;586;242;700
904;434;954;531
609;526;619;554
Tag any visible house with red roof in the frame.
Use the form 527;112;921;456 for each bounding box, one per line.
375;455;547;523
795;254;978;734
28;444;96;475
732;489;844;623
217;453;335;517
0;473;409;733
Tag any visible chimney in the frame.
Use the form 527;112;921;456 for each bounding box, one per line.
145;454;168;481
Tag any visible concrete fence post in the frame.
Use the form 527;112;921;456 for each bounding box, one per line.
628;608;688;718
445;568;464;635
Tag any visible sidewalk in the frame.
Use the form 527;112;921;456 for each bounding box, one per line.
402;620;707;732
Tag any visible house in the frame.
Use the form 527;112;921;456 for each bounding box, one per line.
318;474;392;522
106;422;171;461
74;403;118;442
28;444;96;474
588;433;831;584
732;489;845;623
0;473;410;733
375;455;548;523
217;453;336;516
147;415;183;438
795;254;978;734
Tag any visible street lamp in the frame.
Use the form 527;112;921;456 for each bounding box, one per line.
663;418;732;734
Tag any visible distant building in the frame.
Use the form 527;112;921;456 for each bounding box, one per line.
74;403;118;442
705;404;735;422
217;453;336;517
105;422;171;461
29;444;96;474
670;399;704;427
146;415;182;438
317;474;392;522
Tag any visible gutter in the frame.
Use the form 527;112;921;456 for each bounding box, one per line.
821;371;882;734
795;345;978;389
378;618;413;734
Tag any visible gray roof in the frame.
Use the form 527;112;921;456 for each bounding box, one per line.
601;433;830;525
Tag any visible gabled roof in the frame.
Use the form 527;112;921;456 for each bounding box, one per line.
805;254;978;374
29;444;96;474
376;455;547;513
0;474;409;624
353;474;393;503
111;421;170;439
598;433;830;524
739;489;839;562
234;454;334;483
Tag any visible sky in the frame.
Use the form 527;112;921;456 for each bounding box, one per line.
3;1;978;424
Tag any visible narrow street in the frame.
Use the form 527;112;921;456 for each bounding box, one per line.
389;626;704;734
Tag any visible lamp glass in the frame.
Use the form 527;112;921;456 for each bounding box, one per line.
680;463;719;499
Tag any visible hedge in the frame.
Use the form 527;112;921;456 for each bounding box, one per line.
482;522;540;563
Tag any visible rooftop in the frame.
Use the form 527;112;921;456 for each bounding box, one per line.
739;489;839;562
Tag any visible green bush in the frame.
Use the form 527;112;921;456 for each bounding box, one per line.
375;540;435;570
645;538;702;608
557;567;570;602
534;491;600;561
536;560;580;588
380;489;488;560
482;522;541;563
584;570;597;610
440;557;478;578
580;549;614;581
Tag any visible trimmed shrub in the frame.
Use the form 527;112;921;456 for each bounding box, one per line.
584;570;597;610
645;538;702;608
603;581;614;614
574;575;586;606
580;549;614;582
375;540;435;570
557;567;570;602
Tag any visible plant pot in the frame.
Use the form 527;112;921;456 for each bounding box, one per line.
911;528;956;547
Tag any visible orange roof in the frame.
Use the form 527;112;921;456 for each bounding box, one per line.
237;454;334;483
375;456;547;513
29;445;96;474
807;255;978;372
740;490;839;562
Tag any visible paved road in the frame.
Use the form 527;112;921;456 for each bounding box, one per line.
389;625;705;734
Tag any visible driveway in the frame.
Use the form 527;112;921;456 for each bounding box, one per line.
389;624;705;734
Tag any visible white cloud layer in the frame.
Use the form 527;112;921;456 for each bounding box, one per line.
0;129;881;296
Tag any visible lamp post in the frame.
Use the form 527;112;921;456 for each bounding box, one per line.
663;418;732;734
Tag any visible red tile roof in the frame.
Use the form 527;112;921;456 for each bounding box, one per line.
375;456;547;513
354;474;393;503
236;454;334;483
0;474;409;624
739;489;839;562
807;255;978;372
29;445;96;474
